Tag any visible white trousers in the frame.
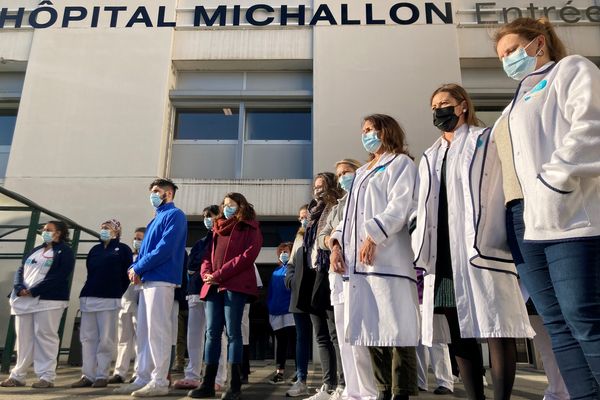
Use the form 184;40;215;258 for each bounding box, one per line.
334;303;377;400
10;308;63;383
530;315;570;400
135;286;174;388
184;301;206;381
80;309;118;380
416;342;454;391
113;310;137;378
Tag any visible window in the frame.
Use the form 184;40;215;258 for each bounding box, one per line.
0;110;17;178
246;109;311;141
175;108;239;141
169;71;313;180
171;105;312;180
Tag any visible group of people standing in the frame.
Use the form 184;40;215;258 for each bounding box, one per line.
1;16;599;400
274;17;600;400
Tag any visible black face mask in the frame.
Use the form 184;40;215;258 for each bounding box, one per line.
433;106;460;132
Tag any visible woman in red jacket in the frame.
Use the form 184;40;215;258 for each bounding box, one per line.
189;192;263;400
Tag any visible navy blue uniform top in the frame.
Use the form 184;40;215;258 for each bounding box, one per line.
80;239;132;299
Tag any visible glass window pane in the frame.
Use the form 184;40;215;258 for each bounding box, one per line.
175;109;239;140
0;112;17;146
246;109;311;141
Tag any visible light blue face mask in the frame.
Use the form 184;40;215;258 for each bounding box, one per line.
338;173;355;192
279;252;290;264
362;131;382;153
132;239;142;251
41;230;53;244
224;206;237;219
99;229;112;242
150;192;163;208
204;217;213;230
301;219;308;229
502;39;539;81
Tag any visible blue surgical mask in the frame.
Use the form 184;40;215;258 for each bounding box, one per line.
339;173;355;192
150;192;163;208
362;131;382;153
502;39;539;81
41;231;53;244
204;217;213;230
224;206;237;219
301;219;308;229
279;252;290;264
132;239;142;251
100;229;112;242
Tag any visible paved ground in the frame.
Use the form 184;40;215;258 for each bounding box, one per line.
0;361;549;399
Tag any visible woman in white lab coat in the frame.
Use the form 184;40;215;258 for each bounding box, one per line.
412;84;533;400
330;114;420;400
494;18;600;398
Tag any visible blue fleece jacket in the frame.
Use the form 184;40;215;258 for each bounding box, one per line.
80;239;132;299
132;202;188;285
267;263;292;316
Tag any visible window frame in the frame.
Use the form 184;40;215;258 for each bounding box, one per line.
170;100;313;179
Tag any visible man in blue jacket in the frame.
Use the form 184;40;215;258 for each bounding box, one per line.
114;178;187;397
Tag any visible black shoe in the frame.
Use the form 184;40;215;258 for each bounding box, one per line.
269;372;285;385
418;387;427;392
221;363;242;400
107;375;124;384
188;386;216;398
188;364;218;398
434;386;453;395
376;390;391;400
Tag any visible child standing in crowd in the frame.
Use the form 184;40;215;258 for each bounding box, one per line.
72;219;132;388
267;243;296;384
110;227;145;384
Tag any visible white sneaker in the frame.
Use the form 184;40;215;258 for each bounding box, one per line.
482;376;489;387
286;380;309;397
328;387;344;400
113;381;146;394
303;385;333;400
131;382;169;397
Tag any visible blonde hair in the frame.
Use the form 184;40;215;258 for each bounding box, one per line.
430;83;482;127
334;158;362;171
494;17;567;62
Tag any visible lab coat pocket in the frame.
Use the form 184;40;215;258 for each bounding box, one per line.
533;175;591;232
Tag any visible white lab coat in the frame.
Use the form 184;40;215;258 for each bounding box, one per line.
332;153;420;347
499;55;600;241
413;124;534;346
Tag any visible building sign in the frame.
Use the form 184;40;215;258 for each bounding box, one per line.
1;1;599;29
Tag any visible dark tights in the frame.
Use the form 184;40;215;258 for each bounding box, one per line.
443;308;517;400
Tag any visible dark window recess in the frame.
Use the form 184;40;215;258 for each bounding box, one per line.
0;111;17;146
246;109;311;141
175;109;239;140
259;220;299;248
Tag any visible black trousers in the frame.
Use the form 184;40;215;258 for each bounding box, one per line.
274;326;296;370
310;309;345;388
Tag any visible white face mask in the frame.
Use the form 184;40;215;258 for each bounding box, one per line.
132;239;142;251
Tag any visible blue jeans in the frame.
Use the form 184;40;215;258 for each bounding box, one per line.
293;312;312;382
506;200;600;399
204;286;247;364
